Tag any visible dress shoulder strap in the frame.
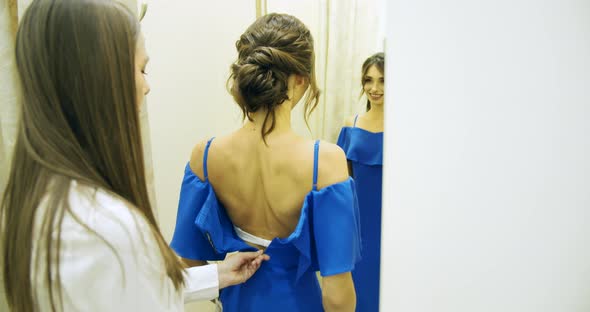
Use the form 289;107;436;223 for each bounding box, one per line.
312;140;320;191
203;137;215;181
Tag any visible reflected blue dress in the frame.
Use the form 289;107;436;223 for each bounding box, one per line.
337;116;383;312
170;139;362;311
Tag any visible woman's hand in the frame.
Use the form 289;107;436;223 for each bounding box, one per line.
217;250;270;289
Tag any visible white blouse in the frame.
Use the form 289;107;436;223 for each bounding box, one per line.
31;180;218;311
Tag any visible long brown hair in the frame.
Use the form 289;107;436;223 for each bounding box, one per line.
1;1;184;311
228;13;320;142
361;52;385;111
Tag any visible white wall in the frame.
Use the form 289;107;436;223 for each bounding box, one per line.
141;2;255;311
141;1;254;241
382;1;590;311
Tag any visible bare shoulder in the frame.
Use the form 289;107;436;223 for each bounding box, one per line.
343;115;356;127
188;138;211;180
316;141;349;189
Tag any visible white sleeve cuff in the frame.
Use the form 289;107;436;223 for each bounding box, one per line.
183;264;220;303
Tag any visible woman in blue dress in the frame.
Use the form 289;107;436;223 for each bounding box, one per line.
337;52;385;312
170;13;361;311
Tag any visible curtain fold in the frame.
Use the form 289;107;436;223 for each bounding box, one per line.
1;0;19;197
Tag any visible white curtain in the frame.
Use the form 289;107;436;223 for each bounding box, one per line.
267;0;385;142
0;0;18;200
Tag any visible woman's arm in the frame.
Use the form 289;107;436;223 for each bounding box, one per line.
322;272;356;312
182;251;270;303
58;193;184;311
316;142;358;311
183;264;220;303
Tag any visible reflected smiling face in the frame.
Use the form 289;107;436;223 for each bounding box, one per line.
363;65;384;106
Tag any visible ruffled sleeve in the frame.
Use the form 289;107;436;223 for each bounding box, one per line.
170;163;226;261
312;178;362;276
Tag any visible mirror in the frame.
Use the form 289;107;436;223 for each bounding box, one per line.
140;1;385;311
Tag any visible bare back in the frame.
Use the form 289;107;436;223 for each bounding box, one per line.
189;128;349;245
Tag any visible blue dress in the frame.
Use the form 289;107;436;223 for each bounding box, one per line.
171;139;362;311
336;116;383;312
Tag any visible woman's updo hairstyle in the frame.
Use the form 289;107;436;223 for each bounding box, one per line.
228;13;320;142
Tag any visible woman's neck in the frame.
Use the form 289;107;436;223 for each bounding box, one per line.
366;103;384;120
244;101;294;135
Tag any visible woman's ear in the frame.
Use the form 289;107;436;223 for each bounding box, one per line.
295;75;307;86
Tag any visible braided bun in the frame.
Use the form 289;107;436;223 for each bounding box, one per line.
228;13;320;141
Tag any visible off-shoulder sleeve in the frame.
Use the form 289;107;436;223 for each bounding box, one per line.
337;127;383;166
170;163;226;261
312;178;362;276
